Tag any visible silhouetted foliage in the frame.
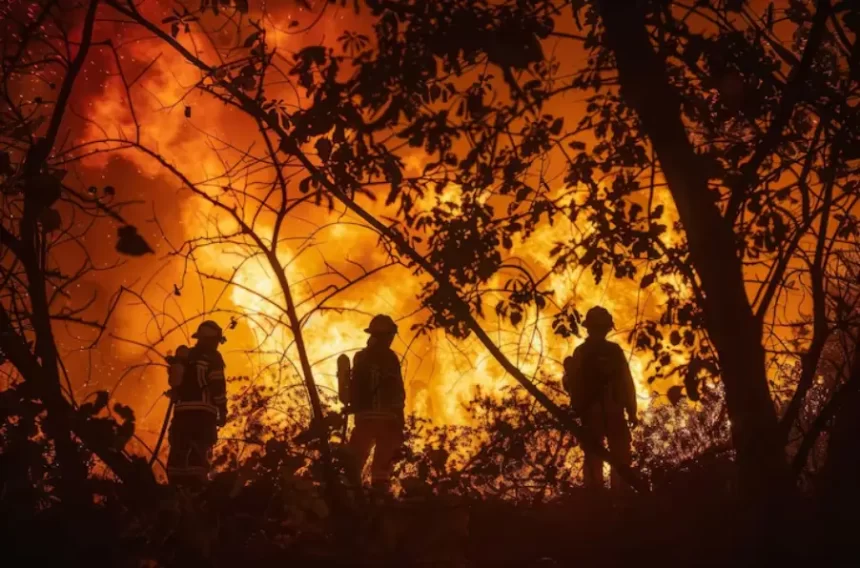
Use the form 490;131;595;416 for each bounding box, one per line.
1;0;858;565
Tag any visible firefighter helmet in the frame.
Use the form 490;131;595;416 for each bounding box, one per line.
583;306;614;331
364;314;398;335
192;320;226;343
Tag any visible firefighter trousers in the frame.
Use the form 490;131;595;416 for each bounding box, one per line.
347;413;404;485
582;400;631;492
167;408;218;485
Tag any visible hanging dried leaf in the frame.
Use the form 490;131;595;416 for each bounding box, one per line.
315;137;332;162
510;310;523;327
640;273;656;288
116;225;154;256
298;176;312;194
243;31;261;48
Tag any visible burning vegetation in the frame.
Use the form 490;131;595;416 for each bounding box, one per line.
0;0;858;566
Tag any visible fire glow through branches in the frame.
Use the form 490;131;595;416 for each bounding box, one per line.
5;0;836;466
68;0;668;436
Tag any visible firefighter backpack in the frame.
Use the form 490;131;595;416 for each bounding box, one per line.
167;345;190;388
337;353;351;406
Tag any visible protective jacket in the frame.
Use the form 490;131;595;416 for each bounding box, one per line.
171;345;227;419
347;342;405;486
166;345;226;484
563;337;636;418
350;344;405;419
563;336;637;491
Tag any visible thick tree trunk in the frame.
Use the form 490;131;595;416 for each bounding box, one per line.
820;349;860;512
594;1;790;501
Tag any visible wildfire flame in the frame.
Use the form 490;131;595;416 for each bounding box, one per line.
74;0;702;439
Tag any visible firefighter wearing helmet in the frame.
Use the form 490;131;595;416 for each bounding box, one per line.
345;314;406;492
165;320;228;486
562;307;638;492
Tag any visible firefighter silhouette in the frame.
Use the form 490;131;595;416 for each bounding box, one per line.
563;307;638;492
345;314;406;491
165;320;228;486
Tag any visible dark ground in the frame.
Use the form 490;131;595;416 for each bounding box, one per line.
3;483;852;568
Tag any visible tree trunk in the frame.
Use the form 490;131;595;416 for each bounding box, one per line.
594;1;791;502
820;348;860;513
6;0;105;510
0;307;157;501
19;196;90;509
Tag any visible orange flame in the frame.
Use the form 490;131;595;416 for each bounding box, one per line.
76;2;699;437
